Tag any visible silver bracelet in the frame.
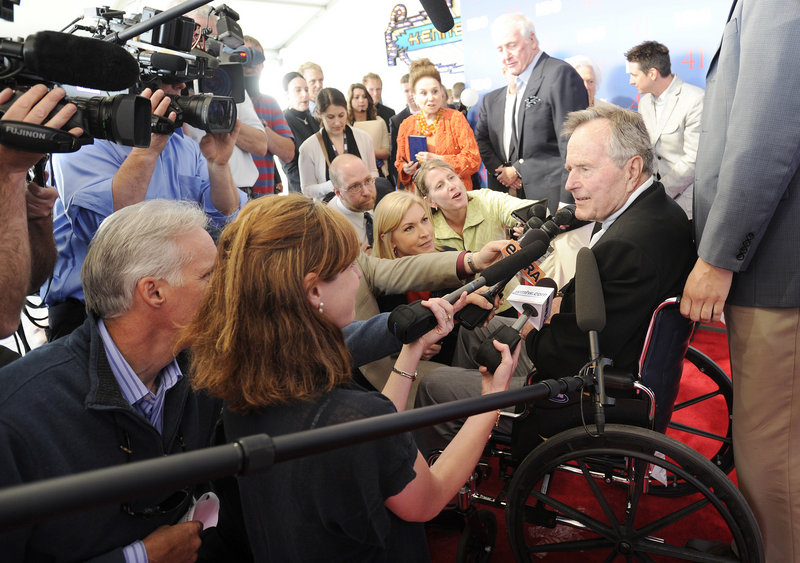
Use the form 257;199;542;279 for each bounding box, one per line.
466;252;476;273
391;367;417;381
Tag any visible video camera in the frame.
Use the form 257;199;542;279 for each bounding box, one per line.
0;31;152;152
81;2;244;134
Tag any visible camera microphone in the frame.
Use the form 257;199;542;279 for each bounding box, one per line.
0;31;139;92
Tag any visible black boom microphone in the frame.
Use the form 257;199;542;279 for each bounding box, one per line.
387;240;549;343
575;247;610;433
0;31;140;92
419;0;455;32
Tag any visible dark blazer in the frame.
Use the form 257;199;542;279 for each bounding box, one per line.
694;0;800;308
476;86;513;191
389;106;412;187
529;182;695;380
479;53;588;206
376;102;395;132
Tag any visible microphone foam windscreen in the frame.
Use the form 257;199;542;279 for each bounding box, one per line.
575;247;606;332
419;0;454;32
535;277;559;291
518;226;549;249
24;31;140;91
482;240;548;286
554;204;577;226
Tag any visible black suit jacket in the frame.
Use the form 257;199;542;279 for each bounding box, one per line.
477;53;588;205
376;102;395;132
528;182;695;381
476;86;512;192
389;107;412;187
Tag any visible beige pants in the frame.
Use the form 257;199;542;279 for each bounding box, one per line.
726;304;800;562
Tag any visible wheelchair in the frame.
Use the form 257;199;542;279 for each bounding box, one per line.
447;251;761;562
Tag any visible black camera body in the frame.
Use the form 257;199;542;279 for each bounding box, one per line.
0;32;151;152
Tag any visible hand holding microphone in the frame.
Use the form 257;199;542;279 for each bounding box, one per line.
387;240;550;343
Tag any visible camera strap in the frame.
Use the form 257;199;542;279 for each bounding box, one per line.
0;121;82;153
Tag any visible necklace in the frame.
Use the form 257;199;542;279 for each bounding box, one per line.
417;109;442;136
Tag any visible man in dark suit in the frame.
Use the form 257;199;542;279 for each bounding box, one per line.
476;13;588;206
389;74;419;187
681;1;800;558
415;106;695;454
363;72;395;132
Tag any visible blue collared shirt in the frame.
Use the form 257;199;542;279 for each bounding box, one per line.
515;50;544;95
96;319;183;434
44;132;246;305
96;319;184;563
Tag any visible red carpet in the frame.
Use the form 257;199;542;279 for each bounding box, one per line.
426;324;738;562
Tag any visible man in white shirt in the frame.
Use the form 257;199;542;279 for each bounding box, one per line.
328;154;377;251
187;7;267;196
626;41;704;218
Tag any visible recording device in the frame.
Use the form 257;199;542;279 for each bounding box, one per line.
510;200;548;228
475;276;560;373
475;305;534;374
419;0;455;33
76;2;246;104
387;240;549;344
0;31;151;151
151;94;237;135
455;229;550;330
575;247;611;432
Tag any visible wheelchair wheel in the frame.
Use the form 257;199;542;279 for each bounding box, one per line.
456;508;497;563
654;346;734;497
506;424;762;562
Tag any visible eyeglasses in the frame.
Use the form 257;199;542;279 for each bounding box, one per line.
345;176;376;194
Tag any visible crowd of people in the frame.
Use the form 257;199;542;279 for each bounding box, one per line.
0;2;798;561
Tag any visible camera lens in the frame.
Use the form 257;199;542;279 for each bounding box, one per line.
173;95;237;134
68;94;151;147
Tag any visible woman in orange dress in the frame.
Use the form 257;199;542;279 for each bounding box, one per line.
395;58;480;190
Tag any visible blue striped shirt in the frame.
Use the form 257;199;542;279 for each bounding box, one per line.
96;319;184;563
97;319;183;434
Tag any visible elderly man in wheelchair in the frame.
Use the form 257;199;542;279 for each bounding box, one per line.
416;105;695;454
414;106;763;561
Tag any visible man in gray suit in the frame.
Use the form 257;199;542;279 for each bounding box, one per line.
476;13;588;205
681;1;800;559
625;41;703;219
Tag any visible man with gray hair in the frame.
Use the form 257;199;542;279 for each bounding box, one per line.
476;12;587;201
0;199;220;562
415;106;695;455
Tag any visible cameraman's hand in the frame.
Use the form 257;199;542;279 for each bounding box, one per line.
200;119;241;166
26;172;58;220
0;85;83;177
138;88;176;156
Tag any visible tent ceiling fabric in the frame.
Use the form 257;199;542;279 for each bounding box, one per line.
234;0;335;54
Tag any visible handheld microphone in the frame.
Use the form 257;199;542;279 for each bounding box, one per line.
419;0;455;32
457;230;551;329
0;32;140;91
387;241;549;343
475;304;535;373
